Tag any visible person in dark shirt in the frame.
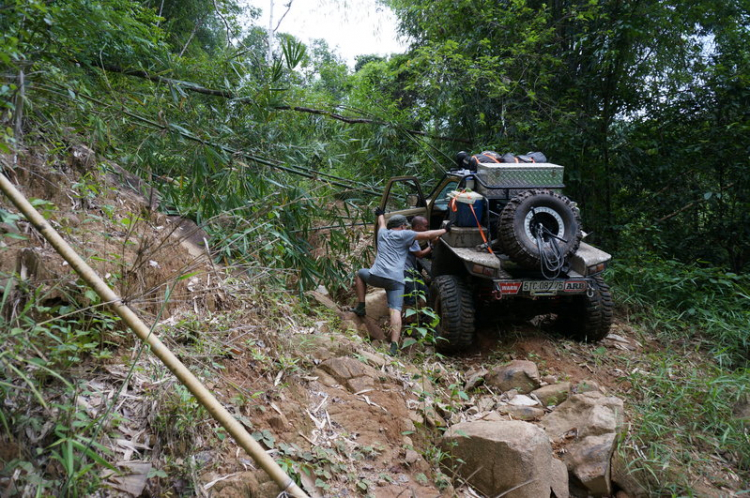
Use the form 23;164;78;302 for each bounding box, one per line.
404;216;431;306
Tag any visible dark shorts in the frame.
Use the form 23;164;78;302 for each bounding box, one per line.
357;269;405;311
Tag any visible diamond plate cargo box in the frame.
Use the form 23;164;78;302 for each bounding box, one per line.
475;163;565;198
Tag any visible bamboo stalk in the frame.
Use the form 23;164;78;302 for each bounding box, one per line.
97;63;472;144
14;67;24;146
38;82;383;197
0;166;309;498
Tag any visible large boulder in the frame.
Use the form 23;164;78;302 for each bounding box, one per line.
485;360;541;394
305;290;387;341
364;288;389;320
540;391;625;496
442;420;568;498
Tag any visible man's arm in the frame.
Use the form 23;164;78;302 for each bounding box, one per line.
414;228;447;241
412;244;432;258
374;207;387;231
376;214;386;230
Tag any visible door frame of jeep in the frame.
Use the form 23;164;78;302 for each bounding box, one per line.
379;174;464;229
379;176;427;222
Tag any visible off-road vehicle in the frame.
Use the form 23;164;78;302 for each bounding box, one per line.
379;158;613;354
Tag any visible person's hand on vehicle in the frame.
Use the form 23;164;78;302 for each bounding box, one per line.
443;220;453;233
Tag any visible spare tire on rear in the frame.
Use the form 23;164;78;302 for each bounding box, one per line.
498;189;582;268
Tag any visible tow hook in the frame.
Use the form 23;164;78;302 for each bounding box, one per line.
586;283;595;298
492;283;503;300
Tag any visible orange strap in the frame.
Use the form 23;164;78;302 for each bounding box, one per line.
449;188;466;212
469;202;494;255
473;153;501;163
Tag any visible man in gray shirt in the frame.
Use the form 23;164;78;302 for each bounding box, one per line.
354;210;449;354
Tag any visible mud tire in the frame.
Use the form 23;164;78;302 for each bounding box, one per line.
430;275;475;354
555;275;613;342
498;189;582;268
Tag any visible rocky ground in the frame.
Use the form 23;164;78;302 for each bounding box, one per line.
1;147;742;497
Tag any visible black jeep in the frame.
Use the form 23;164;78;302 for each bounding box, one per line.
379;158;613;354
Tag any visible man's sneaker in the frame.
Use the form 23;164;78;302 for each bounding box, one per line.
352;303;366;317
389;342;399;356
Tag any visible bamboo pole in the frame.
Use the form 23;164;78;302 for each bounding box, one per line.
0;167;309;498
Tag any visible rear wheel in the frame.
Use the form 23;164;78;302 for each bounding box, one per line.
430;275;475;354
555;275;613;342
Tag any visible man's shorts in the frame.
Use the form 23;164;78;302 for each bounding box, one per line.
357;269;405;311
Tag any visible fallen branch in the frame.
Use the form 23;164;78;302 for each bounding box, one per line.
98;63;471;144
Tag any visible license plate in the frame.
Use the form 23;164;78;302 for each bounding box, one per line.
519;280;588;295
522;281;565;295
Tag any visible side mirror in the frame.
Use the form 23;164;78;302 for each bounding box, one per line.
406;194;419;208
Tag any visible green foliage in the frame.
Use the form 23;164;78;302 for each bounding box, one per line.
139;0;249;57
1;0;167;69
611;255;750;367
624;355;750;493
0;279;123;496
611;254;750;493
401;275;440;350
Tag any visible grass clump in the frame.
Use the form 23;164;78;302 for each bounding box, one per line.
611;254;750;494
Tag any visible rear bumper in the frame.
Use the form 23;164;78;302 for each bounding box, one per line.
485;276;594;300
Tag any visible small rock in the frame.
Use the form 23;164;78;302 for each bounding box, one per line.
475;396;496;412
268;414;289;432
464;368;488;391
314;320;330;334
506;394;539;407
192;451;212;467
442;420;567;497
347;376;377;393
364;289;389;320
305;290;340;312
493;405;545;421
605;334;630;343
486;360;541;394
355;349;387;367
405;449;420;465
541;392;626;496
542;374;558;385
465;406;480;417
532;382;571;406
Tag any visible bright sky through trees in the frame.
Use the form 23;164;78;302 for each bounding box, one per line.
245;0;408;66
